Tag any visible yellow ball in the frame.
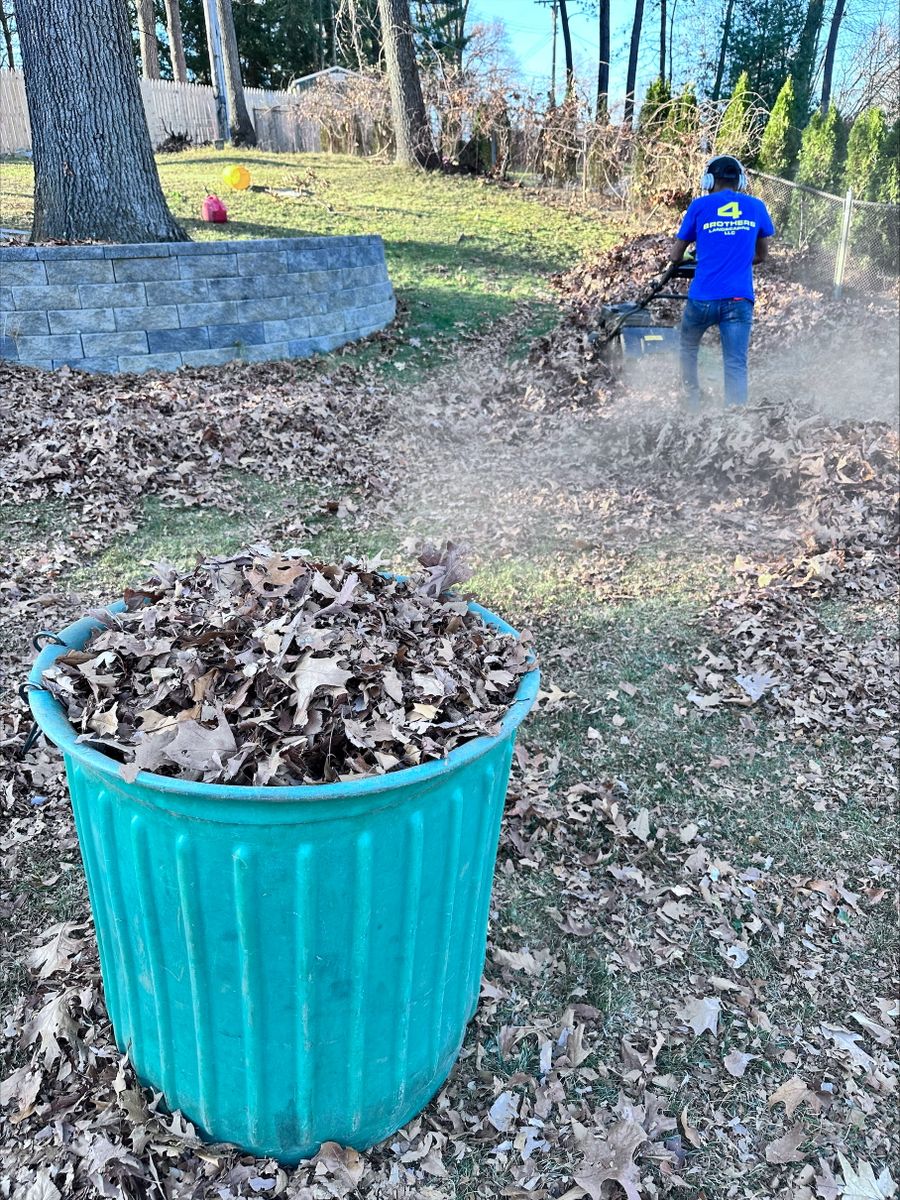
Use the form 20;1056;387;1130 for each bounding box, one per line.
223;164;251;190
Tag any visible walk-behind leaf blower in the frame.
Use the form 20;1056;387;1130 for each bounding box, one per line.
589;258;695;368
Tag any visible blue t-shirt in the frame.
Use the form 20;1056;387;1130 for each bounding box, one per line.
677;190;775;301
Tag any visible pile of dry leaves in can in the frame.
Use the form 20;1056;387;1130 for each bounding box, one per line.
40;546;534;787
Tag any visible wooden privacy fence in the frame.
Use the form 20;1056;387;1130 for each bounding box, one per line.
0;69;291;154
0;70;30;153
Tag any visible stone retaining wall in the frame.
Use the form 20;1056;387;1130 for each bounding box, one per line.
0;235;395;373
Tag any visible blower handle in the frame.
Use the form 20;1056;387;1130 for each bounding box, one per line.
598;261;677;347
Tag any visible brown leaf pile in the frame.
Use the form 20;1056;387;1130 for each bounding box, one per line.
41;547;534;786
0;358;389;556
689;548;899;738
613;405;900;532
679;414;899;731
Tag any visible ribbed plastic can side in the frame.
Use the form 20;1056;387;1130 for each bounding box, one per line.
62;733;516;1162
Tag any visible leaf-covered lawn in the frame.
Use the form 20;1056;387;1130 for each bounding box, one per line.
1;219;898;1200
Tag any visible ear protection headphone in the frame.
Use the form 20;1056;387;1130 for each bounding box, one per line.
701;155;747;192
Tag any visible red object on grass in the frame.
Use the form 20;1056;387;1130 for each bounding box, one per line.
201;195;228;223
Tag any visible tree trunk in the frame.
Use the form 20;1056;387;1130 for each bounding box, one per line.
820;0;846;112
16;0;186;243
559;0;574;96
711;0;735;101
792;0;825;115
624;0;645;126
0;1;15;68
214;0;257;145
668;0;678;84
164;0;188;82
377;0;440;168
136;0;161;79
453;0;469;67
659;0;666;82
596;0;610;119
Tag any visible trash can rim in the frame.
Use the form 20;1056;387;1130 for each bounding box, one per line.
28;599;539;804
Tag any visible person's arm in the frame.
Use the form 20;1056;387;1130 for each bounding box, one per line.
670;236;690;266
655;204;698;285
754;235;771;265
754;202;776;265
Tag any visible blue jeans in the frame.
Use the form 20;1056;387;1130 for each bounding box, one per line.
680;298;754;407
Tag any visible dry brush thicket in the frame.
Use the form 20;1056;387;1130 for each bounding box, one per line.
279;71;766;208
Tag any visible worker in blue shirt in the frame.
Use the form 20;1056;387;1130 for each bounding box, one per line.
669;155;775;408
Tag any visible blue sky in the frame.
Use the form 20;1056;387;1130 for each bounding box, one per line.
468;0;637;99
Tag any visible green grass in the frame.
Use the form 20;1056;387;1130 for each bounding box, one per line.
0;150;614;371
463;541;894;887
66;475;323;592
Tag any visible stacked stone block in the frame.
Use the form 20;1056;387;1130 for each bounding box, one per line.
0;236;395;373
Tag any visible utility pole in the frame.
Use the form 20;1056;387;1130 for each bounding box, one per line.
547;0;561;106
537;0;559;105
201;0;230;143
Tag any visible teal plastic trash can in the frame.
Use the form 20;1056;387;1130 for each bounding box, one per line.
28;601;538;1163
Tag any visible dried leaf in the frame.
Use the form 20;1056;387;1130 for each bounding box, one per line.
837;1155;897;1199
575;1118;647;1200
18;1170;61;1200
488;1090;519;1133
0;1064;42;1116
735;671;779;702
493;947;553;976
628;807;651;842
765;1125;806;1164
723;1048;755;1078
821;1024;876;1072
21;991;78;1068
768;1075;816;1117
675;995;720;1037
27;922;85;979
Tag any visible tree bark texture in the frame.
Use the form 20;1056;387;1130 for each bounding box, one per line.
136;0;161;79
819;0;845;112
559;0;574;96
624;0;645;125
596;0;610;118
377;0;440;168
164;0;188;82
659;0;667;82
16;0;186;243
711;0;735;101
215;0;257;144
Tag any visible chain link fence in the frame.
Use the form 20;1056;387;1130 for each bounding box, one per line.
748;169;900;298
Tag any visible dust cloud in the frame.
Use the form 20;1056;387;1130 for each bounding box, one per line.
379;305;899;564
